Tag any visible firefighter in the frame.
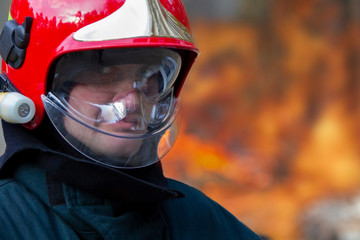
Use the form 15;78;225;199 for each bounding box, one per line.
0;0;261;239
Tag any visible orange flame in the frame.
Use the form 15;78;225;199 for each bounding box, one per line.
163;1;360;239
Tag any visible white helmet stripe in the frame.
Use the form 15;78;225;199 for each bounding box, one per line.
73;0;193;43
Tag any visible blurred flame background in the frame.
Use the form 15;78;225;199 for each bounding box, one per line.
1;0;360;239
162;0;360;239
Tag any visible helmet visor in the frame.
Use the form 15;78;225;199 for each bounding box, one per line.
42;48;182;168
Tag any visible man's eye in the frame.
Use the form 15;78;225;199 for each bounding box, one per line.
157;72;165;93
144;73;161;96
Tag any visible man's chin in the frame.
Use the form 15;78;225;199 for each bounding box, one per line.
90;139;143;159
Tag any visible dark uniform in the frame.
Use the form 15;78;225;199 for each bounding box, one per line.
0;120;261;240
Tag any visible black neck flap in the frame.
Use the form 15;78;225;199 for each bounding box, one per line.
0;119;183;203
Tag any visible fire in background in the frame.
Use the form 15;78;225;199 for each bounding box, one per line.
163;1;360;239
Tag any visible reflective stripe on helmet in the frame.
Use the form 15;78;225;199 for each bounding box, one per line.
73;0;193;43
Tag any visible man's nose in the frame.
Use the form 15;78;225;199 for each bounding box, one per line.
112;88;141;113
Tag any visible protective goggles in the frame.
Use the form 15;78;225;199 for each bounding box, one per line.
42;48;182;168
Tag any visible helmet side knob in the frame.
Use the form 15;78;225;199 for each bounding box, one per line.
0;92;36;124
0;17;33;69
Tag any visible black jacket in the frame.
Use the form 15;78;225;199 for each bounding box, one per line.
0;120;261;239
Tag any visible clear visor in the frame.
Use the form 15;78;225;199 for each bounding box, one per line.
42;48;182;168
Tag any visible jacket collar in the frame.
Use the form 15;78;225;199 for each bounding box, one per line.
0;120;183;203
13;162;171;239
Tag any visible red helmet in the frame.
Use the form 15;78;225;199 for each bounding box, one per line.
1;0;198;129
0;0;198;168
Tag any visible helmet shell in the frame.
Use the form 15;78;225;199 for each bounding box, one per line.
1;0;198;129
